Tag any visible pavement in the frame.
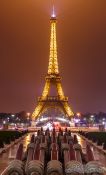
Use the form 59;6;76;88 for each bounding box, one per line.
0;131;106;174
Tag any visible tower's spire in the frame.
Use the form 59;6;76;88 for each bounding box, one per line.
51;5;56;18
48;9;59;75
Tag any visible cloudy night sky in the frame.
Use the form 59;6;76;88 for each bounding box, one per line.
0;0;106;113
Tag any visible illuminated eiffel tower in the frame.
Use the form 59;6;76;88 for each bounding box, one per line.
32;10;74;121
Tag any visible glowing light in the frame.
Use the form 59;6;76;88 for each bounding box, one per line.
69;121;75;127
51;6;56;18
64;102;74;116
43;122;53;130
57;83;64;99
3;120;6;124
39;118;48;122
56;117;68;122
76;112;81;117
102;121;105;125
48;15;59;74
27;113;30;117
31;13;74;120
42;81;50;98
74;118;80;123
32;104;43;120
11;114;15;117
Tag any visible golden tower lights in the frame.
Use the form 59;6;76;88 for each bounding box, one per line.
32;11;74;121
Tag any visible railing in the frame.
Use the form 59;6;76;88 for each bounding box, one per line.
1;167;9;175
38;96;68;102
45;74;61;80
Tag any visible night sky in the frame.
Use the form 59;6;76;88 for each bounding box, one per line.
0;0;106;113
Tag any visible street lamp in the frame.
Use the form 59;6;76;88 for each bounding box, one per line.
76;113;81;117
3;120;6;124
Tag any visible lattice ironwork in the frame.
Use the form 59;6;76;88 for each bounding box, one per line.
32;13;74;120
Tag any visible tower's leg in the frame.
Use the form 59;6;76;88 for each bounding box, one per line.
56;82;74;117
62;101;74;118
56;82;65;99
42;80;50;99
31;102;44;121
31;81;50;121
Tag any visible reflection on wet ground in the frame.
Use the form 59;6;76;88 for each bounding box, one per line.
77;134;106;166
0;133;33;174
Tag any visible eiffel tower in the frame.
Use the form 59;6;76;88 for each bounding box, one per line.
32;10;74;121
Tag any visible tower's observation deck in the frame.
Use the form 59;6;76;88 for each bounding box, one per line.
38;96;68;102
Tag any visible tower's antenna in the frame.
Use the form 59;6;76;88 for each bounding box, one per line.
51;5;56;17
